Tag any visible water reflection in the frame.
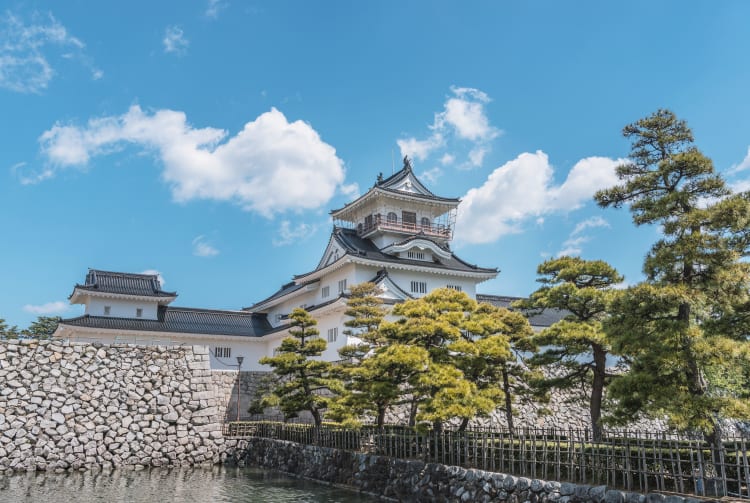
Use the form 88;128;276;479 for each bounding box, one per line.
0;465;380;503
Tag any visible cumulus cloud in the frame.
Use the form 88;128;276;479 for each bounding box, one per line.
571;216;610;236
397;86;500;168
0;11;99;93
556;217;610;257
420;167;443;185
140;269;166;286
192;235;219;257
205;0;227;18
273;220;318;246
23;301;70;315
557;236;590;257
456;151;623;244
33;105;347;216
729;146;750;174
163;26;189;55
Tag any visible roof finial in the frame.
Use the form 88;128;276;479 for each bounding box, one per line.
403;155;412;171
376;172;384;184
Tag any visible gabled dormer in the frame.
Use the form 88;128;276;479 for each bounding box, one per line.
68;269;177;320
330;157;459;249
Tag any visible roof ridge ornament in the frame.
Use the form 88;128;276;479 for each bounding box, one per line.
403;155;412;171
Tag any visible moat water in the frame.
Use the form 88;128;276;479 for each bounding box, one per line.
0;465;381;502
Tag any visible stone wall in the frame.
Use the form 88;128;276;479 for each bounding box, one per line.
229;438;709;503
0;339;235;474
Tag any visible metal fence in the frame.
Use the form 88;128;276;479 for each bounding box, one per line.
223;422;750;499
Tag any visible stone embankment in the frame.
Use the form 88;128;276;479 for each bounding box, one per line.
0;339;235;473
228;438;708;503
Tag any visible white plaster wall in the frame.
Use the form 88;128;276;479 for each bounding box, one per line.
86;297;160;320
386;269;478;299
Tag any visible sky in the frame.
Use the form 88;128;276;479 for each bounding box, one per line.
1;1;750;329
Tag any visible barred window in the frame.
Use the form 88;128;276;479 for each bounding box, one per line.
447;284;462;292
327;327;338;342
338;279;347;293
215;347;232;358
410;281;427;294
407;251;425;260
322;286;330;298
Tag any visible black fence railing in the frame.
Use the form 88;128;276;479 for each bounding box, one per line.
223;422;750;499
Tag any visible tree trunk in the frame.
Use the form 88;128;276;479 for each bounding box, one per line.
377;406;386;428
408;397;417;427
591;344;607;442
458;417;470;432
310;407;322;428
502;368;515;434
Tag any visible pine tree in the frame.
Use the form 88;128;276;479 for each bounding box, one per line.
337;282;388;361
22;316;61;339
331;282;426;427
0;319;20;340
452;301;537;432
595;109;750;441
517;256;622;441
258;308;342;427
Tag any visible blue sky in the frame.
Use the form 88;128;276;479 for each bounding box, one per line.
2;1;749;329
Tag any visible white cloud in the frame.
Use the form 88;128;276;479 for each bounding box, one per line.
34;106;347;216
468;146;488;167
205;0;227;18
729;146;750;174
556;215;611;257
23;301;70;315
557;236;589;257
443;87;499;142
440;153;455;166
0;11;96;93
420;167;443;185
397;134;444;162
273;220;318;246
139;269;166;286
571;216;610;236
340;182;359;198
397;86;500;168
192;235;219;257
163;26;189;55
456;151;623;244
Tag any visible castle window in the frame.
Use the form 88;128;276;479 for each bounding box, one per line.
357;223;363;234
327;327;338;342
136;308;143;317
421;217;431;230
402;211;416;229
407;251;425;260
338;279;347;293
387;212;397;224
410;281;427;294
322;286;330;298
447;284;462;292
215;347;232;358
104;306;111;316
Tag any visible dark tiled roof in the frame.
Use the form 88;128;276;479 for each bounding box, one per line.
60;306;272;337
330;165;459;216
243;280;317;311
294;227;497;279
71;269;177;298
476;294;568;328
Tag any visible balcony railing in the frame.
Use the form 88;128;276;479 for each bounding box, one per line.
357;214;451;239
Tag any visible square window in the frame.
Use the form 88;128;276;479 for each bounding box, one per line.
104;306;111;316
136;308;143;317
